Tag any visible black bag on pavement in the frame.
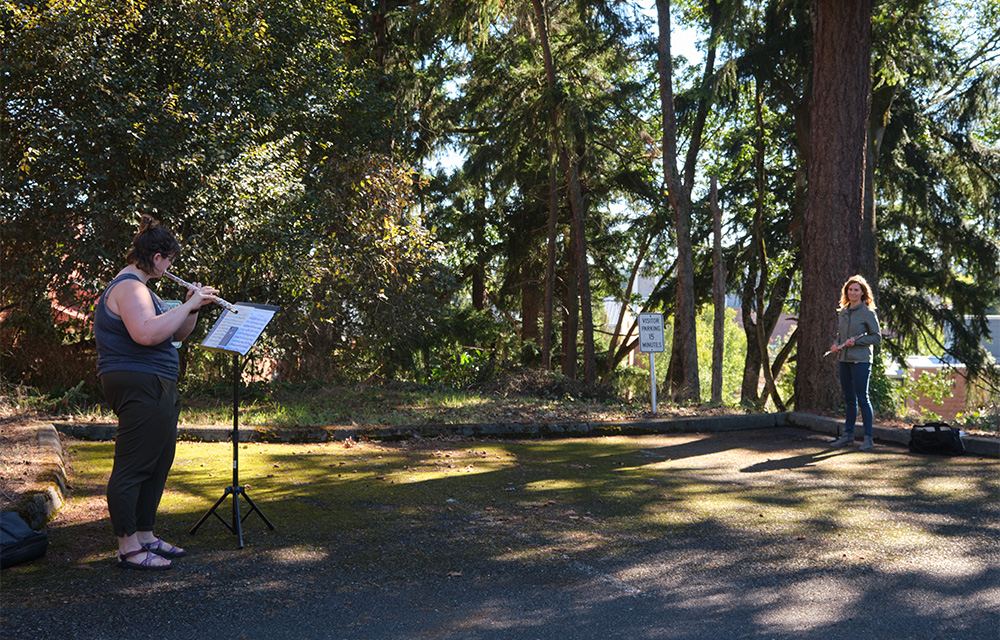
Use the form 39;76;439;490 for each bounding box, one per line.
0;511;49;568
908;422;965;456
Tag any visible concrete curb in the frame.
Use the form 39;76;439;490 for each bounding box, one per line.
55;413;786;445
32;413;997;529
13;424;70;530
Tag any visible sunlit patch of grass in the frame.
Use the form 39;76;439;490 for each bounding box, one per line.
178;401;233;426
419;393;491;411
913;475;979;498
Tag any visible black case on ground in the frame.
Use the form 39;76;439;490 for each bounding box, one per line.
0;510;49;568
908;422;966;456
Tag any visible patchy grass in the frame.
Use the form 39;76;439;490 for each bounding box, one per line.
10;431;999;581
175;382;663;428
1;375;726;430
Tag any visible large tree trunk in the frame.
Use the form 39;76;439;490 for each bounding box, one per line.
796;0;873;412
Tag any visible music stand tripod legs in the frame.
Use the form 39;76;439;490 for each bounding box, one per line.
189;353;275;548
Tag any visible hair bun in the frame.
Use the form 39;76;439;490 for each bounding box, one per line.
138;214;161;233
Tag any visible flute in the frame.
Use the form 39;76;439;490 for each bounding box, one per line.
824;332;867;357
162;271;239;314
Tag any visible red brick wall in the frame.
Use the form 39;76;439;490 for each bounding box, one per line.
905;367;968;422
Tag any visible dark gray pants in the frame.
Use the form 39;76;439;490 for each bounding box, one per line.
101;371;180;537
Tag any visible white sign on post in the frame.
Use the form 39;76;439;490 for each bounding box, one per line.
638;313;665;353
637;313;664;414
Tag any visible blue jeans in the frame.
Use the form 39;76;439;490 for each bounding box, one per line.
838;362;873;438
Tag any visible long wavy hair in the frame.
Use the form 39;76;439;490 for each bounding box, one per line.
126;215;180;274
838;274;876;310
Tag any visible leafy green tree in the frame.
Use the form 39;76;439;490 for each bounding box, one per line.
2;0;449;385
696;306;746;404
701;0;809;408
401;1;656;385
868;0;1000;388
654;0;719;403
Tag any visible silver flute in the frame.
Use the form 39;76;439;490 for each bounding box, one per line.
823;332;867;357
162;271;239;314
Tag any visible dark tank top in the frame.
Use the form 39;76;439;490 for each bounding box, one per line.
94;273;179;380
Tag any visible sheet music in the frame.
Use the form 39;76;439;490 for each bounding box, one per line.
201;303;279;356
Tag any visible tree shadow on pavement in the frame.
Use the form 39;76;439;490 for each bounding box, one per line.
2;428;997;640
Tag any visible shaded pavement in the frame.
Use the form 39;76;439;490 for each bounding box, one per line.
1;425;998;640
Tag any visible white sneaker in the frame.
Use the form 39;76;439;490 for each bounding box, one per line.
860;436;874;451
829;435;853;447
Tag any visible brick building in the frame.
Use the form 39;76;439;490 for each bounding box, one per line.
888;316;1000;421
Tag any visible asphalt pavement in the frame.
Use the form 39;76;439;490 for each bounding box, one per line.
2;417;997;640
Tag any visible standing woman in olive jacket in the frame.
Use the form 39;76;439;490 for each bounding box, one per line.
829;275;882;450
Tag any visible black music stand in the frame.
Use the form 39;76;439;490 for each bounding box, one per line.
189;302;279;548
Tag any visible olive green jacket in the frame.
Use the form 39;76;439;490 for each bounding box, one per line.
836;303;882;363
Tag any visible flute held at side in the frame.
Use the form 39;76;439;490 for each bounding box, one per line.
823;332;867;357
163;271;239;314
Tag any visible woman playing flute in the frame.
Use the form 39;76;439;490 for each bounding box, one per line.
93;215;218;570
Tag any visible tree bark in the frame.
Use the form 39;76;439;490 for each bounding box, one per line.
542;139;560;369
739;262;798;405
564;149;597;385
655;0;703;402
533;0;560;371
562;225;578;379
753;77;785;411
740;285;763;405
521;260;542;346
710;177;725;404
533;0;595;384
796;0;872;412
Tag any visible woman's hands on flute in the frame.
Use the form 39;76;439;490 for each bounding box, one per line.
829;336;858;354
183;282;220;312
163;271;238;313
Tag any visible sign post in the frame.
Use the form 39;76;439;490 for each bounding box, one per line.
638;313;665;413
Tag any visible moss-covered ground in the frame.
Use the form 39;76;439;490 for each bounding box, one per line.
2;428;997;640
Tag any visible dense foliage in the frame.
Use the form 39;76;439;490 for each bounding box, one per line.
2;0;451;385
2;0;998;415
